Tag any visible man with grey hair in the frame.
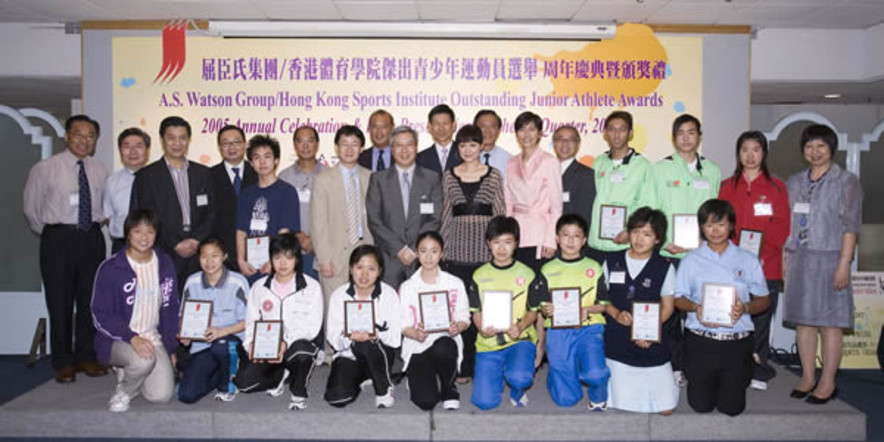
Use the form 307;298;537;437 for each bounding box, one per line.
366;125;443;288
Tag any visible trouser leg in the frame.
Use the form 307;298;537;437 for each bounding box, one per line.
351;340;395;395
753;281;781;382
40;227;75;370
503;341;536;402
324;356;363;407
471;350;505;410
284;340;320;397
575;324;610;404
73;226;104;363
546;328;582;407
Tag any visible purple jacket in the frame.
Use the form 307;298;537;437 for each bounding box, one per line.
91;249;180;364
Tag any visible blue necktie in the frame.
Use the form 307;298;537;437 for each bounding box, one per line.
376;153;386;171
77;159;91;231
483;152;490;165
232;167;242;196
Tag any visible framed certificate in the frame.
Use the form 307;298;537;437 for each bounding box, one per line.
701;283;737;327
419;291;451;333
481;290;513;332
551;287;582;328
631;301;661;342
344;300;376;335
250;320;283;361
738;229;763;257
599;205;627;240
672;214;700;250
247;235;270;268
178;300;213;341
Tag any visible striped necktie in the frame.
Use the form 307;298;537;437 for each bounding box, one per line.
346;171;360;245
77;159;91;230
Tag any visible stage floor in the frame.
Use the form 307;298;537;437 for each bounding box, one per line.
0;364;866;441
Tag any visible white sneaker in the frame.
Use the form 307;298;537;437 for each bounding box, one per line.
375;387;394;408
673;370;687;388
214;390;237;402
267;369;289;397
108;391;130;412
588;401;608;412
288;395;308;411
360;379;373;391
509;393;529;408
442;399;460;410
750;379;768;391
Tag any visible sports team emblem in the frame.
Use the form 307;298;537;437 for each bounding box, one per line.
642;278;652;288
262;299;273;312
516;276;526;286
585;268;596;278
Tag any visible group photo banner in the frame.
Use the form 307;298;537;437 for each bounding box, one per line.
112;23;702;169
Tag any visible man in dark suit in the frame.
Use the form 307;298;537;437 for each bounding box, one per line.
209;124;257;270
131;116;216;288
554;125;596;228
416;104;462;174
357;109;394;172
366;125;443;289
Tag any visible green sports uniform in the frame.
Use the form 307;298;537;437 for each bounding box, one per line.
534;256;608;329
588;150;654;252
468;261;543;353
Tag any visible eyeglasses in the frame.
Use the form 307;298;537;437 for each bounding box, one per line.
70;132;97;142
220;140;244;148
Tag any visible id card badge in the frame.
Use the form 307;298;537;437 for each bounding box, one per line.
754;202;773;216
196;194;209;207
609;172;625;183
562;191;571;203
692;180;710;190
69;193;79;206
793;202;811;214
297;188;311;204
250;218;268;233
420;203;434;214
609;271;626;284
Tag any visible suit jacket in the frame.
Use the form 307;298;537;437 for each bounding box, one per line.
130;158;216;273
357;147;391;172
416;144;462;174
366;166;442;288
562;160;596;226
310;164;374;276
209;161;257;269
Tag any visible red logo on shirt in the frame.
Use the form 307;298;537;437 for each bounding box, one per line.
586;269;596;278
673;180;680;186
516;276;526;287
262;299;273;312
600;172;606;177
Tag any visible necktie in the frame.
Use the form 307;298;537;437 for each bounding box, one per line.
440;147;449;169
346;171;360;245
77;159;91;231
401;171;411;217
232;167;242;196
376;152;386;171
483;152;491;165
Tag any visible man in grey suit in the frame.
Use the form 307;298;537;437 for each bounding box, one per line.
554;125;596;228
366;125;443;289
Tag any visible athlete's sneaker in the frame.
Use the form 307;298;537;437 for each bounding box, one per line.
442;399;460;410
750;379;768;391
588;401;608;412
108;391;131;412
673;370;687;388
375;387;395;408
267;369;289;397
288;395;308;411
214;390;237;402
509;393;529;408
360;379;373;391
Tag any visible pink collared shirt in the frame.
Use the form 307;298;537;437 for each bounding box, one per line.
504;148;563;258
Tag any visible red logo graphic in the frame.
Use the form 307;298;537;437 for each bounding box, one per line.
586;268;596;278
358;303;363;310
564;291;569;300
266;323;272;331
195;304;200;311
644;304;649;312
673;180;680;186
750;233;754;240
432;294;437;303
516;276;526;287
154;21;188;84
600;172;606;177
262;299;273;312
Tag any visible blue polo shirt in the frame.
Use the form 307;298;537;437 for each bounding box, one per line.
181;269;249;353
674;241;767;334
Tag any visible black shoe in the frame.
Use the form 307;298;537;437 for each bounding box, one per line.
805;388;838;405
790;382;817;399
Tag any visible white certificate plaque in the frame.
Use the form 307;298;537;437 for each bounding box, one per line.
701;283;737;327
178;300;213;341
344;300;376;335
251;320;283;361
631;302;661;342
481;290;513;332
672;214;700;250
419;291;451;333
599;205;627;240
739;229;763;257
551;287;582;328
247;235;270;268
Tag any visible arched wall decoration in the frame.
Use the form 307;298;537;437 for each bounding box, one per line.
764;111;861;177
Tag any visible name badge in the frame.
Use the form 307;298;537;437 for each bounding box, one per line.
609;271;626;284
609;172;625;183
754;202;773;216
692;180;709;189
794;202;811;214
420;202;434;215
69;193;79;206
297;188;311;203
562;191;571;203
196;194;209;207
250;218;268;232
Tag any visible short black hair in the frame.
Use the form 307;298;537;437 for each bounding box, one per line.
671;114;701;139
514;111;543;132
800;124;838;155
293;125;319;142
198;236;226;255
556;213;588;237
159;116;192;138
626;207;667;248
247;134;280;160
473;109;501;128
269;232;302;273
415;230;444;250
334;125;366;147
697;199;736;240
605;111;633;131
117;127;150;149
123;209;161;244
454;124;483;147
428;104;455;122
485;215;520;244
65;115;100;139
732;131;771;183
216;124;245;145
348;244;385;282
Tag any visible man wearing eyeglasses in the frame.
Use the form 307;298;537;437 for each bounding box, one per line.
24;114;109;383
554;125;596;229
210;124;257;270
